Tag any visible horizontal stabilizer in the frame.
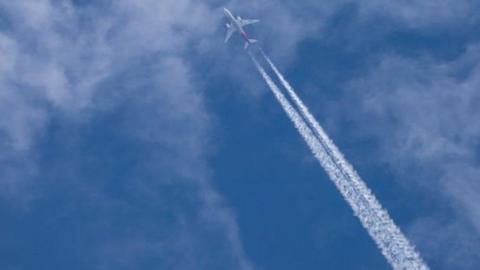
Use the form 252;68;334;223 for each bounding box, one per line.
244;39;257;49
240;19;260;27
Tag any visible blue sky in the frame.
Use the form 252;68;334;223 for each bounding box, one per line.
1;0;480;269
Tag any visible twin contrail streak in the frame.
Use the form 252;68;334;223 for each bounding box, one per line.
250;50;428;270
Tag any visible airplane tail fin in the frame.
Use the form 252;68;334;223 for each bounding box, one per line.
244;39;257;49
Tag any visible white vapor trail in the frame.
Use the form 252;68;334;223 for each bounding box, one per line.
251;50;428;270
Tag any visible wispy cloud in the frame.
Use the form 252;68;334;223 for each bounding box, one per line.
344;44;480;268
0;1;253;269
358;0;480;28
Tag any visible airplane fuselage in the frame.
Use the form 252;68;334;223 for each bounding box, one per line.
224;8;250;43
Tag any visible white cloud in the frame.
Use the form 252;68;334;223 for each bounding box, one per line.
358;0;479;28
0;1;253;269
344;44;480;268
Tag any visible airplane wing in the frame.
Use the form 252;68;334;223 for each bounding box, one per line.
240;19;260;27
225;27;236;43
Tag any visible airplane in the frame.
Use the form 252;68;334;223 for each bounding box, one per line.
224;8;260;49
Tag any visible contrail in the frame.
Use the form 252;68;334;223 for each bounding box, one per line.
257;49;428;270
248;52;361;202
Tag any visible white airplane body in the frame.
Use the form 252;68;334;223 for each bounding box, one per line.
224;8;259;49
